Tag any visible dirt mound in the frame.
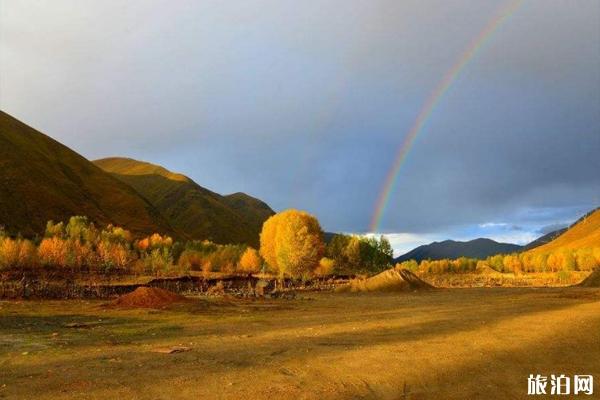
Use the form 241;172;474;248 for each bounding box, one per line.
475;263;502;275
112;286;188;308
577;269;600;287
338;268;434;293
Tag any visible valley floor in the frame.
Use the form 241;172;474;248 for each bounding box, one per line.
1;287;599;399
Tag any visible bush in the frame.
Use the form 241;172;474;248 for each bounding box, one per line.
178;249;204;271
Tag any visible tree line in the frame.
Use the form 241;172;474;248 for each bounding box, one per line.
0;210;394;278
396;248;600;275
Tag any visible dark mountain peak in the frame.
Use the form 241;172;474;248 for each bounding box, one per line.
94;157;274;246
395;237;522;263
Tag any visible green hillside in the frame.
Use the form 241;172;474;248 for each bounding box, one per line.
0;111;175;237
94;157;274;246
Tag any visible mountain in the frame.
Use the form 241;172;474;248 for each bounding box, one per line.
94;157;274;246
0;111;175;237
521;227;568;251
395;238;522;263
525;207;600;255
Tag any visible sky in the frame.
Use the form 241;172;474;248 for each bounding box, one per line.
1;0;599;255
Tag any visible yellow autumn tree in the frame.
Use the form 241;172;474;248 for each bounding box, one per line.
238;247;262;273
259;209;325;278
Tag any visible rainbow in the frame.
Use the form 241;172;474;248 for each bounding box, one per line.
369;0;523;232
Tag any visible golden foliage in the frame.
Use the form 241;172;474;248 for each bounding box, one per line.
97;241;131;270
260;209;324;278
136;233;173;252
38;237;69;267
0;237;37;269
238;247;262;273
314;257;335;276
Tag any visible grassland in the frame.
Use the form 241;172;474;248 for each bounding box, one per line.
1;287;599;399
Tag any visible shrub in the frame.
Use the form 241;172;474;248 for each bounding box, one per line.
178;249;205;271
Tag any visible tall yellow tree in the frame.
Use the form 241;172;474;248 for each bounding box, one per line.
259;209;324;278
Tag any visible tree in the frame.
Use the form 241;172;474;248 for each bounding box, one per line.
377;236;393;260
66;216;97;243
259;209;324;278
343;236;362;271
45;220;65;238
38;237;69;267
239;247;262;273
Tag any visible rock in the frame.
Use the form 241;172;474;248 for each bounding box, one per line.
152;346;192;354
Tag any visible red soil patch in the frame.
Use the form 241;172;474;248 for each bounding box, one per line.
112;286;188;308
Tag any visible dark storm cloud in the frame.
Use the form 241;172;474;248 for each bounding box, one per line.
1;0;598;238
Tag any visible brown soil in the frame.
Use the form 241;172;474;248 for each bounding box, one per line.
4;288;600;399
339;268;434;292
112;286;188;308
578;269;600;287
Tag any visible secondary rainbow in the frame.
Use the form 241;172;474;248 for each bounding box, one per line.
369;0;523;232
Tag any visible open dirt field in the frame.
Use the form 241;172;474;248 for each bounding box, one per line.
1;287;599;399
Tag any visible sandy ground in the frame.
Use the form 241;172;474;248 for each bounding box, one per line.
1;287;599;399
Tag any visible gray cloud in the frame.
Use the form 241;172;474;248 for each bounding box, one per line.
538;223;569;235
1;0;598;237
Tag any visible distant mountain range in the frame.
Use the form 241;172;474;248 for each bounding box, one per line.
0;111;273;245
395;207;600;262
94;157;273;246
394;238;522;263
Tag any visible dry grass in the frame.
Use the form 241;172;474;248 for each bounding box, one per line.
1;287;599;399
418;271;591;288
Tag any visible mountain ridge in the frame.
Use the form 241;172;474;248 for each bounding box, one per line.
94;157;274;246
395;237;522;263
0;110;176;238
525;207;600;255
